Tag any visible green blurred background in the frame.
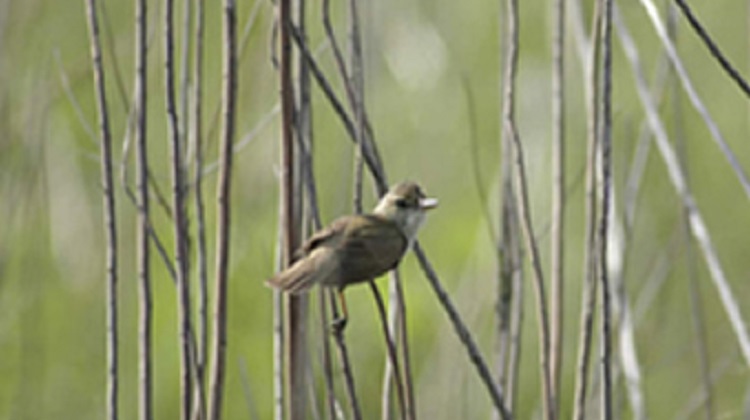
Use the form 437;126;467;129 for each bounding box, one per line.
2;0;750;418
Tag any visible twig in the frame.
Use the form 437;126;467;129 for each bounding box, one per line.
393;271;416;420
501;0;554;417
179;0;192;165
206;0;237;419
330;293;363;420
414;244;512;420
277;0;308;417
673;0;750;99
572;1;603;418
597;0;613;417
549;0;566;406
83;0;119;418
98;0;130;113
369;282;407;420
164;0;195;415
191;0;208;418
349;0;366;217
134;0;152;418
495;11;523;412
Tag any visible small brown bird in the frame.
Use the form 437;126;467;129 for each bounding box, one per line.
267;181;438;327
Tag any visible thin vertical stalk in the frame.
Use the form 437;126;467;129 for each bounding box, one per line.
349;0;365;214
504;258;524;411
134;0;152;418
329;297;363;420
393;272;416;420
191;0;208;417
84;0;119;418
501;0;554;417
369;282;407;420
179;0;192;162
207;0;237;418
496;122;519;417
165;0;194;415
496;6;522;405
278;0;306;417
597;0;614;417
549;0;566;407
572;2;603;418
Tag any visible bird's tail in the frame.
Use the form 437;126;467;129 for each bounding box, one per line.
265;249;335;294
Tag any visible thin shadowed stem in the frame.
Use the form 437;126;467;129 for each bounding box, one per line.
597;0;613;417
277;0;307;417
330;293;363;420
179;0;192;165
206;0;237;419
369;282;407;420
495;5;522;412
501;0;554;417
393;271;416;420
572;1;603;418
414;244;512;420
84;0;119;418
673;0;750;99
190;0;208;417
165;0;195;415
504;258;523;412
549;0;566;406
317;287;336;420
347;0;366;215
98;0;130;113
134;0;152;418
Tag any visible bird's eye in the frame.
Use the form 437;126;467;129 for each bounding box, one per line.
395;198;408;208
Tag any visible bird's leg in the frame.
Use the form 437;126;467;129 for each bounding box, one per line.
331;288;348;334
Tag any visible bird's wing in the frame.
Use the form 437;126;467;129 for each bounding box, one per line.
268;217;351;293
299;217;350;255
337;215;408;284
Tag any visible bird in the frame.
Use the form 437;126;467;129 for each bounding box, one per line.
266;181;438;329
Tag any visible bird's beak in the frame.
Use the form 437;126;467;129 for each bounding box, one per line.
419;197;439;211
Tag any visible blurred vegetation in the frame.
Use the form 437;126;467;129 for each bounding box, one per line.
2;0;750;418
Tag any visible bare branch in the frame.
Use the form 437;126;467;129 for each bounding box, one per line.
501;0;555;417
207;0;237;418
134;0;153;417
673;0;750;99
164;0;195;415
83;0;119;418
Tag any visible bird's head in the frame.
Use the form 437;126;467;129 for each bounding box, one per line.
373;181;438;242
